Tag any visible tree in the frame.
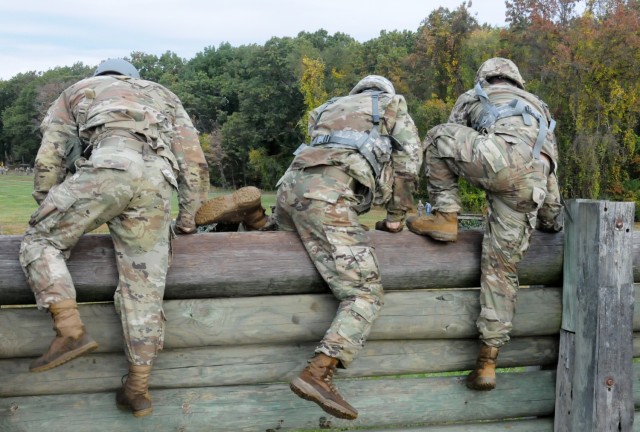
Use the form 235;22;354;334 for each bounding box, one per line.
299;56;327;140
0;72;40;163
409;2;480;102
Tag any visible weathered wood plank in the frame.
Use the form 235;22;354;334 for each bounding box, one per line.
555;200;635;432
0;336;561;397
4;365;640;432
367;419;554;432
0;229;567;305
0;369;560;432
0;287;562;358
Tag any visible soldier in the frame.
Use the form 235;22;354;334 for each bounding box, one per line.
406;58;563;390
196;75;422;419
19;59;209;417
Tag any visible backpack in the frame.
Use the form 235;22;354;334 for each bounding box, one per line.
296;90;392;178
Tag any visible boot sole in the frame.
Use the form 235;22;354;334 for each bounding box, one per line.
116;400;153;417
115;401;153;417
427;232;457;242
195;186;261;226
29;340;99;373
290;377;358;420
466;378;496;391
407;225;457;242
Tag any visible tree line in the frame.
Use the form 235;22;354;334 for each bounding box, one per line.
1;0;638;218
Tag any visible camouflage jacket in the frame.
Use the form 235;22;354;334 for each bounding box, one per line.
33;75;209;230
449;83;559;172
287;90;421;221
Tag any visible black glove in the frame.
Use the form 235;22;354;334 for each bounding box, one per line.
375;220;403;233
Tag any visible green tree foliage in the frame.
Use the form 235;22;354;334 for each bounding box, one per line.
409;2;479;103
1;63;92;165
503;0;640;215
1;1;639;218
299;56;328;140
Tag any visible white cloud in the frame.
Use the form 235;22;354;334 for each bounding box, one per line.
0;0;507;80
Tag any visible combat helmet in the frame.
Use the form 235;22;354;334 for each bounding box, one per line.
475;57;525;89
349;75;395;95
94;58;140;78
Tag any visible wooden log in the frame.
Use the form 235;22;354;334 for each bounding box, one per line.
0;287;562;358
0;228;567;305
0;369;560;432
365;419;555;432
555;200;635;432
0;336;561;397
4;365;640;432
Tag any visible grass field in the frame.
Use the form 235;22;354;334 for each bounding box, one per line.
0;173;388;235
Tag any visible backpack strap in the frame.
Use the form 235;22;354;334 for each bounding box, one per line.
306;91;387;177
312;96;340;128
473;83;555;159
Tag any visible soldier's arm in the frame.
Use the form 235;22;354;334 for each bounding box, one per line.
537;172;564;232
448;91;475;126
385;95;422;223
171;102;210;234
33;91;77;204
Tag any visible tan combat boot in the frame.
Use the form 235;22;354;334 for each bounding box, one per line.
290;353;358;420
29;299;99;373
195;186;268;229
406;211;458;242
466;344;499;391
116;364;154;417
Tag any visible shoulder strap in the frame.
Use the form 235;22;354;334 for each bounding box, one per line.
312;96;340;128
474;83;556;159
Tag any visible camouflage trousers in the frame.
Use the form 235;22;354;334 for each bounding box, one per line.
19;138;176;365
274;166;384;368
425;123;562;347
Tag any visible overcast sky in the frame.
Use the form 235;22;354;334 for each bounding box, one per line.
0;1;507;80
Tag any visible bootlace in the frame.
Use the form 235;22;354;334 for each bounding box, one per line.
323;366;341;395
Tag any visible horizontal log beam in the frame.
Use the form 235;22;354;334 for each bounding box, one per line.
1;336;562;398
0;229;569;305
0;287;563;358
0;369;561;431
6;366;640;431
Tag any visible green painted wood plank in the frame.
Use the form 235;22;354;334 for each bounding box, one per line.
0;369;559;432
0;287;562;358
1;336;561;397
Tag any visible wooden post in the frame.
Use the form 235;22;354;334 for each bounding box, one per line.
554;199;635;431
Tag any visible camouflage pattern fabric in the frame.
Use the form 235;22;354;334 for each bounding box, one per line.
31;74;209;232
20;74;209;365
274;168;383;367
270;85;420;367
294;90;422;222
475;57;526;89
425;81;563;348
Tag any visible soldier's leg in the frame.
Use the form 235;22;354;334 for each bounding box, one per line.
19;165;137;372
277;171;383;364
477;195;534;346
466;194;534;390
110;157;174;417
407;124;487;240
281;169;377;420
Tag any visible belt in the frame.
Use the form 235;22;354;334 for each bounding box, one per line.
97;136;149;153
303;165;355;189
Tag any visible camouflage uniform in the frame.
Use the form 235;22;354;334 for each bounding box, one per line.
275;76;421;367
424;58;563;348
19;74;209;365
